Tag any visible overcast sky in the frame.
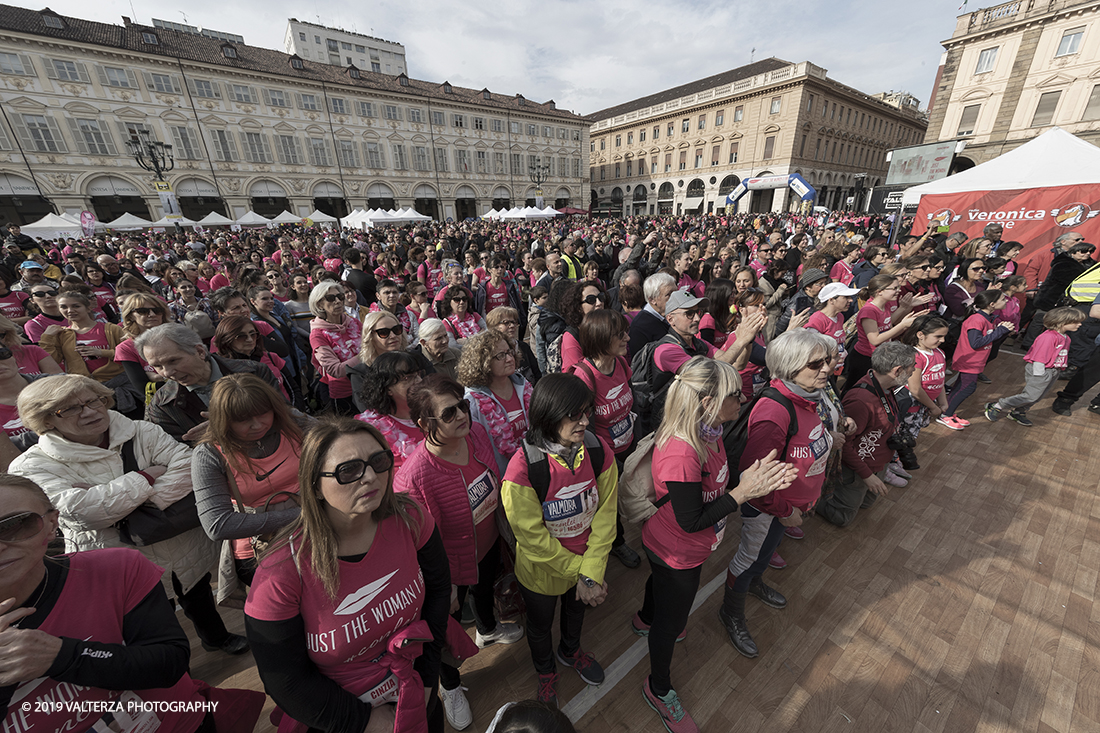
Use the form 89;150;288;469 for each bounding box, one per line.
33;0;974;116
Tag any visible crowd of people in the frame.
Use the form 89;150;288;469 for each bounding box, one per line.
0;209;1094;733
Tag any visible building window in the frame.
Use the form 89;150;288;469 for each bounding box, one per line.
391;144;408;170
493;152;505;174
50;59;86;82
698;114;706;130
210;129;238;162
599;139;605;150
276;134;302;164
527;124;537;136
665;153;672;172
231;84;254;103
18;114;63;152
326;40;339;52
715;110;724;125
73;119;114;155
559;156;567;176
365;142;384;168
432;111;445;126
100;66;135;88
653;126;660;139
1085;85;1100;120
807;93;815;112
694;150;703;167
573;159;581;178
265;89;288;107
957;104;980;135
614;163;620;178
338;140;360;167
770;97;781;114
625;160;632;177
1056;27;1084;57
314;36;320;44
558;127;567;139
763;136;775;159
355;44;365;53
734;106;744;122
510;121;521;134
222;46;237;59
193;79;219;98
615;135;621;147
341;42;352;50
141;32;158;45
290;58;303;69
384;104;401;120
973;47;998;74
800;135;807;157
831;103;836;120
491;119;504;133
408;108;422;123
474;117;485;130
1031;91;1061;126
357;101;375;117
668;123;674;137
148;73;177;93
512;153;522;174
679;150;687;170
681;119;690;133
242;131;272;163
627;132;633;144
453;114;465;127
299;32;306;41
815;138;822;160
543;126;552;137
414;146;430;171
599;165;605;180
349;67;360;79
372;62;381;73
42;13;63;29
330;97;348;115
456;149;470;172
476;150;487;173
639;130;646;142
728;142;738;164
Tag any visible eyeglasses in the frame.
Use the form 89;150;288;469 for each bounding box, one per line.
396;369;424;383
498;319;519;327
582;293;607;305
0;346;11;361
434;398;471;423
319;450;395;484
31;290;57;298
233;330;258;342
451;296;468;303
971;267;987;273
322;293;344;303
373;324;404;338
566;404;594;422
0;511;48;543
53;396;110;419
132;307;160;316
803;358;829;372
491;348;517;362
683;308;704;319
758;248;773;254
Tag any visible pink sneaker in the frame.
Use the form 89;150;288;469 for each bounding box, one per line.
936;415;965;430
954;415;971;426
783;526;804;540
643;677;699;733
769;552;787;569
882;470;908;488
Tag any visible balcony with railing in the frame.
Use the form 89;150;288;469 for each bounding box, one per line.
960;0;1093;35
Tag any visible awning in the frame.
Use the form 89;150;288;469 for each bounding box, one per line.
684;197;704;209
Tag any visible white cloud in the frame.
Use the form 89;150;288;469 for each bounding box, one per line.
35;0;966;113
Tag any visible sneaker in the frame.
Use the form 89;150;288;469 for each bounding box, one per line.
1007;411;1033;427
936;415;965;431
768;552;787;569
474;622;524;648
1088;404;1100;416
887;461;912;481
1052;400;1073;416
631;612;687;642
747;578;787;609
459;595;476;625
439;685;472;730
954;415;971;426
610;543;642;568
984;402;1004;422
783;526;804;540
555;647;605;685
643;677;699;733
883;470;908;488
536;672;560;707
977;372;992;384
1058;366;1078;381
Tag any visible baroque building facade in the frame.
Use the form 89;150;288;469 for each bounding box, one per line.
0;4;588;226
588;59;927;215
926;0;1100;166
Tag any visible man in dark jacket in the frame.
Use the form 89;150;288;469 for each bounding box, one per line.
1021;242;1095;348
818;342;915;527
627;272;675;359
474;255;524;319
775;268;829;335
4;223;45;257
135;323;286;444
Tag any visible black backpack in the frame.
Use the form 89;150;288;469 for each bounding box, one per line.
630;333;691;437
722;387;799;478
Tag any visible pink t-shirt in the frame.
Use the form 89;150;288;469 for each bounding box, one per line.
1026;330;1070;370
0;290;28;320
854;302;891;356
90;284;116;312
444;312;483;340
571;357;634;454
642;437;730;570
998;294;1022;331
806;311;845;350
484;281;508;312
14;344;52;376
698;313;727;348
750;259;767;277
914;347;947;401
0;402;29;441
498;385;527;436
952;313;995;374
458;457;500;561
654;338;716;374
560;330;583;374
209;273;230;290
72;322;111;373
246;508;435;706
830;260;854;286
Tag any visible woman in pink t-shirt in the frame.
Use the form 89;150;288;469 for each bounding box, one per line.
637;356;793;730
245;418;451;733
846;275;918;393
0;313;60;376
43;291;124;383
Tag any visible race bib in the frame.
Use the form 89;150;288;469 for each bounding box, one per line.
358;671;400;707
542;481;598;539
466;469;499;525
608;413;635;449
805;430;833;478
712;516;727;551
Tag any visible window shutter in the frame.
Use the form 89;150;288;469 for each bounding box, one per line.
295;93;305;109
45;59;58;80
261;88;271;106
18;55;33;76
43;116;67;152
210;81;222;99
249;86;259;104
64;118;88;154
1085;85;1100;121
170;75;182;94
263;134;273;164
226;131;239;162
125;69;138;89
236;131;251;162
185;77;197;96
101;124;118;156
170;126;188;158
293;136;304;164
75;62;91;84
95;65;110;86
9;115;33;151
141;71;154;89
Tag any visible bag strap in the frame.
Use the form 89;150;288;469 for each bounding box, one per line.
223;461;248;513
523;441;551;504
760;387;800;457
120;439;139;475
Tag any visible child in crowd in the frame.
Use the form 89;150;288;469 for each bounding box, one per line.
988;275;1027;365
937;290;1016;430
985;307;1086;427
898;316;950;468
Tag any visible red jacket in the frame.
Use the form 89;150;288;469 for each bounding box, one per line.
840;373;898;479
393;422;498;585
1022;246;1058;291
741;380;831;518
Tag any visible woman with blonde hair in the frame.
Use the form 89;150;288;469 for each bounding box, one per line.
638;357;793;731
41;290;125;383
487;305;541;385
115;292;173;394
350;309;434;411
308;279;362;415
193;373;305;586
0;312;60;375
458;329;533;475
244;417;451;732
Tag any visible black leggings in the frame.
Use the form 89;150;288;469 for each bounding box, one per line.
843;350;873;394
170;572;229;648
440;540;502;690
638;547;702;697
518;582;586;675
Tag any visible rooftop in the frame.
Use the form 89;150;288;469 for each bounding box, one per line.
0;5;581;120
286;18;402;48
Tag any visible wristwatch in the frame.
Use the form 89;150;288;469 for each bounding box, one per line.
578;575;596;588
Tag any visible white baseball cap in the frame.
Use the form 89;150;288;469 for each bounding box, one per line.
818;283;860;301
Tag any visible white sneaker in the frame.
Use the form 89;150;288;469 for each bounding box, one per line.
439;684;473;730
475;621;524;648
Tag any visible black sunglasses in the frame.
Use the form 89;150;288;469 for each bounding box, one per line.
319;450;395;484
804;357;829;372
131;307;160;316
31;290;57;298
434;398;471;423
0;346;11;361
451;296;468;303
322;293;344;303
373;324;404;338
566;404;594;422
582;293;607;305
0;511;48;543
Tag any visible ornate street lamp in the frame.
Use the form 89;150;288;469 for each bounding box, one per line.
528;156;549;205
125;128;174;180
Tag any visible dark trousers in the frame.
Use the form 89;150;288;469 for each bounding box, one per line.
842;351;872;394
945;372;979;416
234;557;257;587
171;571;229;647
638;547;701;697
440;541;502;690
1057;343;1100;407
729;505;785;593
518;582;586;675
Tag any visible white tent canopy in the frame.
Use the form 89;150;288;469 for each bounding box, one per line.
151;216;197;228
235;211;272;226
104;212;154;230
20;213;85;239
306;209;338;223
269;210;301;224
196;212;235;226
902;127;1100;206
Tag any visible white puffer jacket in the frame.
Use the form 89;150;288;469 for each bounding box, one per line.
8;411;217;593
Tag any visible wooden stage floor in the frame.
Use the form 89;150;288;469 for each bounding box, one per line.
183;349;1100;732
